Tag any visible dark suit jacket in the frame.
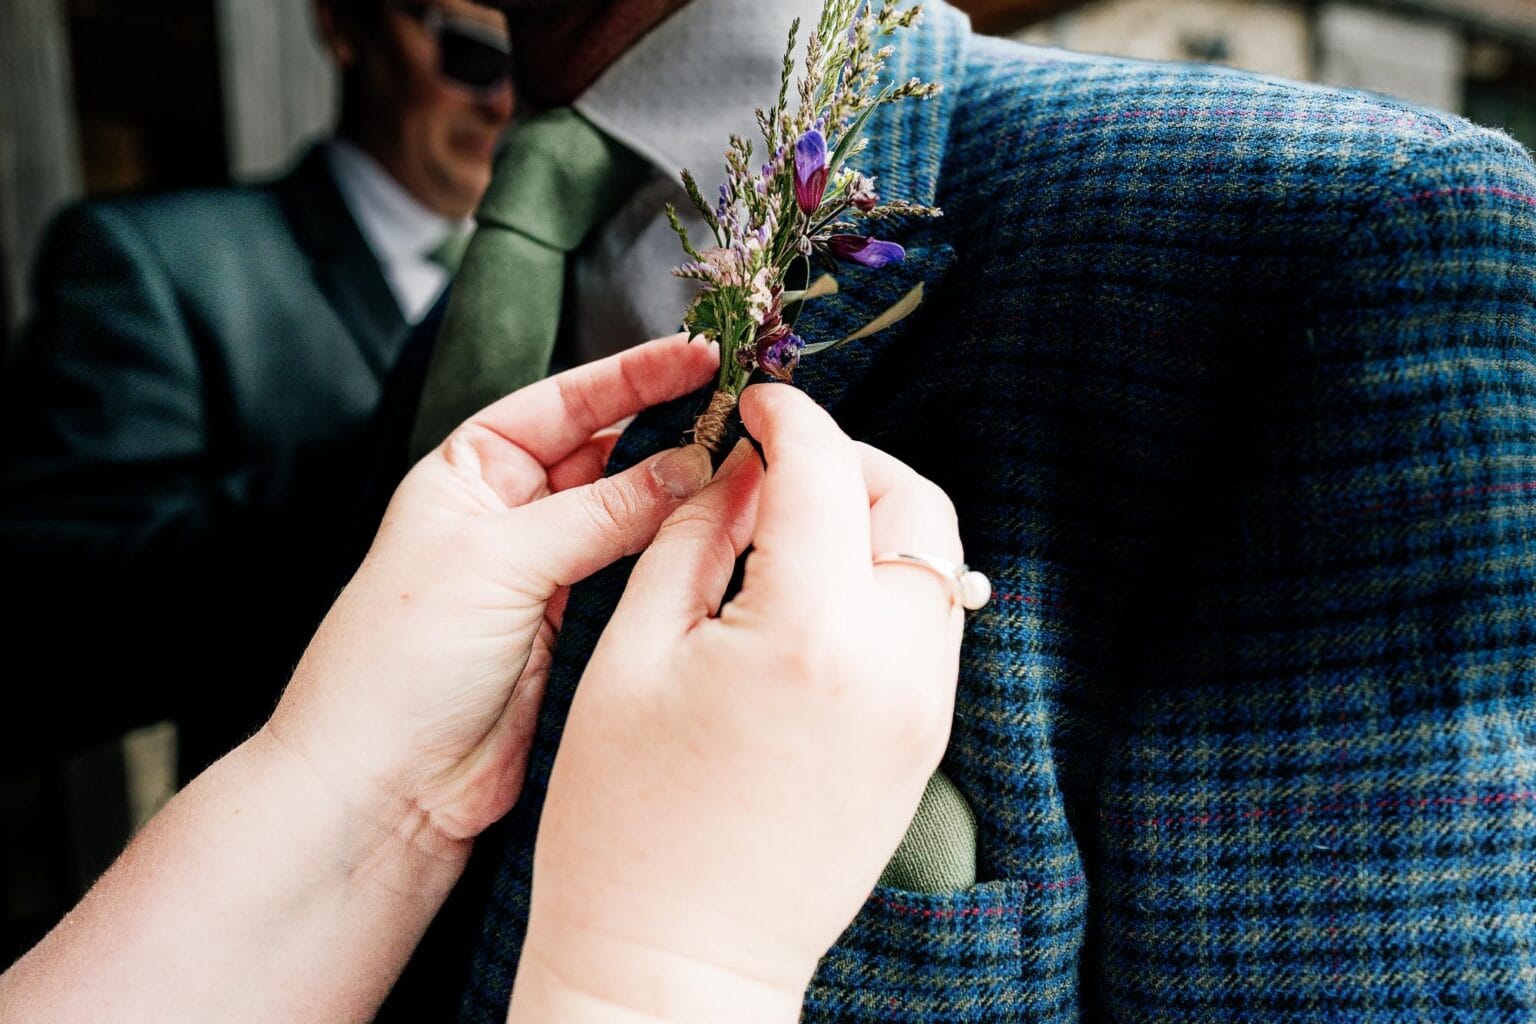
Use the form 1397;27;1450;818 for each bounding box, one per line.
0;147;409;776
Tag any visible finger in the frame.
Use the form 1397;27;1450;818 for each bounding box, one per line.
462;334;719;467
616;440;763;637
854;442;966;632
856;442;963;562
545;429;625;493
733;384;869;613
498;443;715;593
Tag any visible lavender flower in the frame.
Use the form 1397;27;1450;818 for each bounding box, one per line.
828;234;906;268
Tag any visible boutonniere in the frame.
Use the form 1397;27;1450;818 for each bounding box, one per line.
667;0;942;451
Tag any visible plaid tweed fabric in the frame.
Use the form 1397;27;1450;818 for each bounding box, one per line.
451;5;1536;1021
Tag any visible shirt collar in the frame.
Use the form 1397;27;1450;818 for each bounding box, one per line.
573;0;827;194
326;139;470;267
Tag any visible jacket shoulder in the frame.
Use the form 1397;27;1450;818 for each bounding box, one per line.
942;38;1535;298
953;36;1533;187
74;180;286;251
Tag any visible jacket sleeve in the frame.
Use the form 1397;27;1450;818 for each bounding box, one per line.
1097;122;1536;1016
0;203;253;766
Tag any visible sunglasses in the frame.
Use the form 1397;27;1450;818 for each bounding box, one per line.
394;3;512;95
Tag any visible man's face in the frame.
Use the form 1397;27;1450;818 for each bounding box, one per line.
333;0;515;218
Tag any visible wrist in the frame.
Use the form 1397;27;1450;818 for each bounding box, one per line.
247;722;471;906
509;926;808;1024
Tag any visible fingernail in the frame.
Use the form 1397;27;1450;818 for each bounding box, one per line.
652;444;712;499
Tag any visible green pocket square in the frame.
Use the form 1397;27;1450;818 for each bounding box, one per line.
878;769;977;892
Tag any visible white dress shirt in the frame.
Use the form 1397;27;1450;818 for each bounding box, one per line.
567;0;826;365
327;139;472;324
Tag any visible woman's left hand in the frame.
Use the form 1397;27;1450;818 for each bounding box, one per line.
266;333;719;856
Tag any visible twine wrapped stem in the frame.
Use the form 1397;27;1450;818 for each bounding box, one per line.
691;389;739;453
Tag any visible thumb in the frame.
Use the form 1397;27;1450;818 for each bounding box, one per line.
501;444;714;594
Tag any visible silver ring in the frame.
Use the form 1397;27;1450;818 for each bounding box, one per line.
872;551;992;611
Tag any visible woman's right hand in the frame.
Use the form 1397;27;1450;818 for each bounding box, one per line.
510;383;967;1023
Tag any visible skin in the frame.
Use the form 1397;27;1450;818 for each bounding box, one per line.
0;337;967;1024
319;0;516;218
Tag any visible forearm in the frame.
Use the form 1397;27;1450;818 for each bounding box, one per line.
0;727;467;1023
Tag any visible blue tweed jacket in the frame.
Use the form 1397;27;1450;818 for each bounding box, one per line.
450;6;1536;1021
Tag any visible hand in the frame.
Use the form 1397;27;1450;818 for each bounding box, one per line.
266;334;720;858
512;384;966;1023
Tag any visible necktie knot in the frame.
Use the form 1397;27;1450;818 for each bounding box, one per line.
408;108;649;458
476;107;649;251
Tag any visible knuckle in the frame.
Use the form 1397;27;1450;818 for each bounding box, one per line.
924;479;961;532
906;473;959;527
660;498;723;536
773;628;848;690
437;423;486;472
893;475;963;561
555;371;606;430
582;475;644;533
659;509;738;579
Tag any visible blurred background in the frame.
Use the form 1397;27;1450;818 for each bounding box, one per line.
1;0;1533;966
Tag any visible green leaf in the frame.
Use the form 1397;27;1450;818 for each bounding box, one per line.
780;274;839;304
828;85;891;171
802;281;924;355
682;290;723;339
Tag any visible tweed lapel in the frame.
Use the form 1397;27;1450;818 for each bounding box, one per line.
275;146;409;380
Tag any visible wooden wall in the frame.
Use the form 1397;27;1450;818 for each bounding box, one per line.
0;0;82;346
216;0;338;181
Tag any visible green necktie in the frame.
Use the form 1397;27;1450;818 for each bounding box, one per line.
409;108;648;458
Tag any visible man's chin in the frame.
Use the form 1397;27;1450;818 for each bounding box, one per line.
434;167;492;219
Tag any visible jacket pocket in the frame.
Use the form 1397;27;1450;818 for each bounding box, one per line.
803;878;1076;1022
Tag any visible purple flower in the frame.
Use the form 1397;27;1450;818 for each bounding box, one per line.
757;328;805;381
827;234;905;268
793;129;829;215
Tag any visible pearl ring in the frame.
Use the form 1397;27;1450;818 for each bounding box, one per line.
872;552;992;611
